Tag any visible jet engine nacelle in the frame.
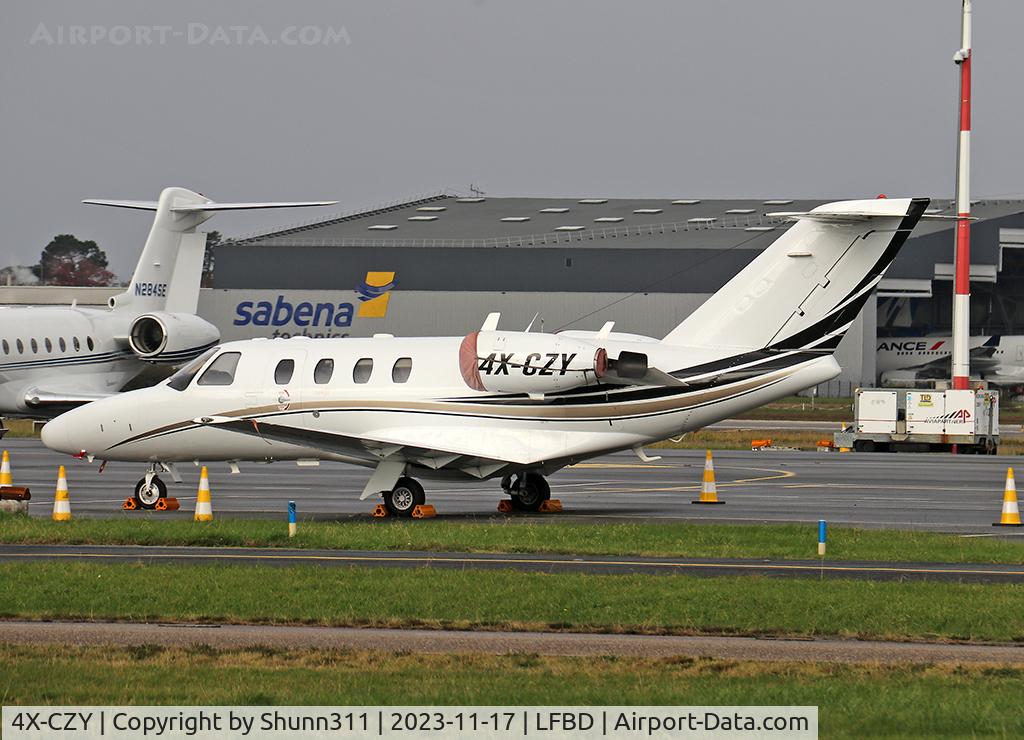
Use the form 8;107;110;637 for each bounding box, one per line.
459;330;607;394
128;312;220;364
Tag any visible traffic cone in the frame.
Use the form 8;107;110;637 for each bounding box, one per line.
0;450;12;487
194;466;213;522
692;449;725;504
52;466;71;521
994;467;1023;526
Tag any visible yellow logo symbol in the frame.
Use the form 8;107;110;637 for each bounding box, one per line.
356;271;396;318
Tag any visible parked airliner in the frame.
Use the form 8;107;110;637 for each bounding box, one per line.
877;334;1024;387
0;187;334;434
43;197;929;513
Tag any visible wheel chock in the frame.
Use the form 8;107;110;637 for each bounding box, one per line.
539;499;563;513
155;497;180;512
121;497;138;511
0;486;30;501
751;439;772;450
372;503;391;518
411;504;437;519
497;499;514;513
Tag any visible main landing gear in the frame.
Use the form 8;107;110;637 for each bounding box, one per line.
382;476;426;517
133;466;168;510
502;472;551;512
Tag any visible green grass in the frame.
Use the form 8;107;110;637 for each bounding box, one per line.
3;562;1024;642
2;419;39;438
1;645;1022;738
3;514;1024;564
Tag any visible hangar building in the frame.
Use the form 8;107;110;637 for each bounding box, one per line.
199;193;1024;394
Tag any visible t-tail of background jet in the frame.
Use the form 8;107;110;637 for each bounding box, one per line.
662;197;930;357
85;186;336;363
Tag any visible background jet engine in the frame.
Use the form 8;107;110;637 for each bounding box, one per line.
127;312;220;364
459;330;607;394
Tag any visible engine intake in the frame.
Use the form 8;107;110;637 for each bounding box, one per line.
127;312;220;364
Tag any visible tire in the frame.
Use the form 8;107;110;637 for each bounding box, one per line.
384;477;425;517
134;475;167;510
853;440;875;453
510;473;551;512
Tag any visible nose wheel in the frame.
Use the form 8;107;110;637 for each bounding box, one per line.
506;472;551;512
383;476;426;517
133;474;167;510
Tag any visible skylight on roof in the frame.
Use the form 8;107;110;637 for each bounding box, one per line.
726;208;756;214
687;217;717;224
417;206;447;212
578;199;608;205
633;208;663;214
672;199;701;205
763;199;794;205
368;224;398;230
745;226;775;232
456;197;486;203
407;215;438;221
555;225;585;231
501;216;531;222
539;207;570;213
594;217;624;223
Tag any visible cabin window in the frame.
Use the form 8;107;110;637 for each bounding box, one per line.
16;339;24;354
30;339;38;353
73;337;81;352
274;359;295;385
86;337;94;351
392;357;413;383
197;352;241;386
1;340;7;354
314;358;334;384
353;358;373;384
59;338;66;352
44;338;52;353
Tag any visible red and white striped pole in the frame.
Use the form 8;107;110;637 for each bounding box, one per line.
951;0;973;390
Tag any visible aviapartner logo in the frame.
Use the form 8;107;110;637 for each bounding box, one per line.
356;271;396;318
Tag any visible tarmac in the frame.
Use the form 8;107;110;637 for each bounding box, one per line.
3;620;1023;664
1;543;1022;582
2;438;1023;532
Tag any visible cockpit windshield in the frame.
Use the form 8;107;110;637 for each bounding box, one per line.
166;348;219;391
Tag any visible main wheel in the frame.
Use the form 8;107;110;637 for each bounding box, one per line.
384;477;425;517
510;473;551;512
134;475;167;510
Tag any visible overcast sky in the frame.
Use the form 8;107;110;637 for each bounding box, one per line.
3;1;1022;278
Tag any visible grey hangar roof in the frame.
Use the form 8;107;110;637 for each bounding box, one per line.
213;194;1024;295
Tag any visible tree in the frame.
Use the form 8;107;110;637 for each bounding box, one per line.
33;234;117;286
201;230;221;288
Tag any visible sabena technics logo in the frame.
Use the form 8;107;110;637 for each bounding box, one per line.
233;271;396;338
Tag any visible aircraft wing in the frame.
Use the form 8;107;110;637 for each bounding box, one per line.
194;416;568;472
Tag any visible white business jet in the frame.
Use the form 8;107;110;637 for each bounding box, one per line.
43;197;929;513
0;187;334;433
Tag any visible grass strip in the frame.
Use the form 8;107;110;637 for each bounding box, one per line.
2;562;1024;643
2;645;1023;738
3;514;1024;564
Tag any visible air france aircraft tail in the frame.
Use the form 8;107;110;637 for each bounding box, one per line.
85;187;337;315
663;197;930;355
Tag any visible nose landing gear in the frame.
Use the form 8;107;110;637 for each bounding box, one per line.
133;469;168;510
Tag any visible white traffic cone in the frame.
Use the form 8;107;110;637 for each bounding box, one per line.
194;466;213;522
52;466;71;521
692;450;725;504
0;450;12;487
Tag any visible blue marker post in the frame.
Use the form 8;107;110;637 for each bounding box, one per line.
818;519;827;557
288;500;297;538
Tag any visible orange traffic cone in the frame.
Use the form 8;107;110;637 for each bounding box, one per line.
194;466;213;522
994;468;1022;526
0;450;12;487
692;450;724;504
52;466;71;521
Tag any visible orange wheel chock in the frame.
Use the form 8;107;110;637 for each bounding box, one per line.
497;499;514;513
372;503;390;518
155;497;180;512
121;497;138;511
539;499;563;513
411;504;437;519
751;439;772;450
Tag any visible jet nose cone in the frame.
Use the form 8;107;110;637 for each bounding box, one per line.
41;414;77;456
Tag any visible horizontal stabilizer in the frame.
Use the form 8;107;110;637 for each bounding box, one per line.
84;198;338;212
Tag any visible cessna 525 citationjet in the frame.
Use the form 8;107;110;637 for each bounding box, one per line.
43;197;929;513
0;187;334;432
